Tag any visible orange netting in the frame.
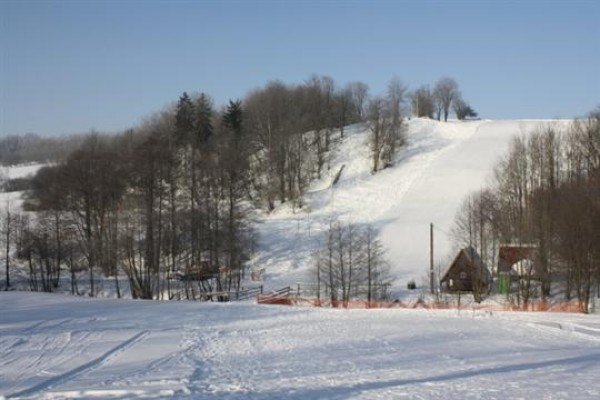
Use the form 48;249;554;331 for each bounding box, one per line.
256;296;586;313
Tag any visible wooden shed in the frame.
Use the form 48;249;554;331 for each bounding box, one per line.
440;247;491;293
498;244;538;278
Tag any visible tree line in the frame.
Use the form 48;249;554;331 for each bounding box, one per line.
410;77;477;121
452;110;600;312
0;133;87;166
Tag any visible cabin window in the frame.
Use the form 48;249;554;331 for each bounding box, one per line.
459;271;467;279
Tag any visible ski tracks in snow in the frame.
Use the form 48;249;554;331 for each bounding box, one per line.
6;330;149;399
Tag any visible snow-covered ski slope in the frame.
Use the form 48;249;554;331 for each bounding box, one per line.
1;292;599;399
253;118;570;290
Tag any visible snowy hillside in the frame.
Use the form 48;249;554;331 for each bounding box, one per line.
0;121;573;297
0;162;44;210
253;118;571;291
1;292;599;399
0;163;44;181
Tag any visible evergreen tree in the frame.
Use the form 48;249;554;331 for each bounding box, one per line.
222;99;243;136
194;93;214;145
175;92;195;144
453;98;478;120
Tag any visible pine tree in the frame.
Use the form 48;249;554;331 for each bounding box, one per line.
194;93;213;145
175;92;195;144
222;99;243;136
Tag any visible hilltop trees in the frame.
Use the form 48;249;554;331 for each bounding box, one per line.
434;77;459;122
368;78;407;173
386;78;407;159
194;94;214;144
367;97;389;173
348;81;369;119
409;79;476;121
222;99;243;135
453;97;478;120
243;77;365;209
410;86;435;118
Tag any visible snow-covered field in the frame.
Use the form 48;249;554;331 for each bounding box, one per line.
1;292;599;399
252;118;571;291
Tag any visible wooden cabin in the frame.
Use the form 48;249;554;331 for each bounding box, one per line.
440;247;491;293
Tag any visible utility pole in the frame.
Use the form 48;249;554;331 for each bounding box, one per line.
430;223;434;294
416;94;420;118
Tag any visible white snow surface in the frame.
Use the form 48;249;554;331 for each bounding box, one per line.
0;163;44;181
0;163;44;211
252;119;571;291
1;292;599;399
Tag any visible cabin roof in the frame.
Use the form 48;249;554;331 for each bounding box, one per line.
440;246;491;283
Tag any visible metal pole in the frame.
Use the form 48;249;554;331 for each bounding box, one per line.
430;223;434;294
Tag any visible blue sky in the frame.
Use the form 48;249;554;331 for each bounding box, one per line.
1;0;599;136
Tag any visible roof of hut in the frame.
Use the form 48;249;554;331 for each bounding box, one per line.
440;246;492;283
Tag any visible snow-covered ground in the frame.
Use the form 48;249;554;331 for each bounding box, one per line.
1;292;599;399
0;162;44;211
252;118;571;291
0;163;44;181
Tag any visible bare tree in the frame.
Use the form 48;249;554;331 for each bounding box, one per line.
348;81;369;120
434;77;459;122
385;77;407;164
453;96;478;120
367;80;407;173
313;222;391;306
2;201;12;289
410;85;435;118
367;97;389;173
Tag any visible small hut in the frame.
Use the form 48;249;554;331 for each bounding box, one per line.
498;244;538;278
497;244;539;294
440;247;491;293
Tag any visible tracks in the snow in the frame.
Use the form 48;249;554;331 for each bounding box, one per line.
527;319;600;343
6;330;150;399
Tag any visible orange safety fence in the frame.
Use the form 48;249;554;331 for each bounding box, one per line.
256;296;586;313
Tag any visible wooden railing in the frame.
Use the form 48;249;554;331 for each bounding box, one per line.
169;284;263;302
257;286;293;303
